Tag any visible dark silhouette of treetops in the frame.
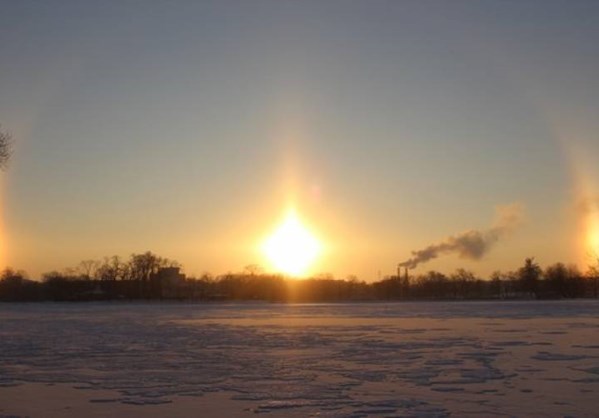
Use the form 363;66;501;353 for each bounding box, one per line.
1;252;598;302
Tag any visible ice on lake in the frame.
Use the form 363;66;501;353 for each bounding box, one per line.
1;301;599;417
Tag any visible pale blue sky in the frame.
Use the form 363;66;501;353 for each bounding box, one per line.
1;1;598;278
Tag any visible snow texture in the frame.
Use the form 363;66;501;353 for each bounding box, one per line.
1;301;598;417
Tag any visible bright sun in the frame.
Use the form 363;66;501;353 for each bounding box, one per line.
262;210;321;276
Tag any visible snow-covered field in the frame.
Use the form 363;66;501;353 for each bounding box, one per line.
1;301;598;417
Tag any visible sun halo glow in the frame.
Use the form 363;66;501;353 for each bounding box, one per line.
262;210;321;277
587;208;599;258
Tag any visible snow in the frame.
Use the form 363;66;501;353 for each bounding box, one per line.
1;301;598;417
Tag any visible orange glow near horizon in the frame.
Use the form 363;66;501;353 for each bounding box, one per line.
586;207;599;259
556;132;599;269
0;181;6;270
575;173;599;266
262;209;322;277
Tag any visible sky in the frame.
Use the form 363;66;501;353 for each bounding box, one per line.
1;0;599;280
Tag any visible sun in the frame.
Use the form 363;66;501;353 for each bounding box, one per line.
262;210;322;276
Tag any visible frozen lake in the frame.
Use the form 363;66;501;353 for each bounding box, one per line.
1;301;599;417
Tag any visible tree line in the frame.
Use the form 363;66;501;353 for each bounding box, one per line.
1;128;597;302
1;253;598;302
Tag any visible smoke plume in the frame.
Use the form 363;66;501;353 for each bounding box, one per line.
399;203;524;269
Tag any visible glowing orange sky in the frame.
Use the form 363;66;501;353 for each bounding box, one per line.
2;2;599;279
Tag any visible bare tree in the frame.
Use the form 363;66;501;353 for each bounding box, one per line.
0;125;12;169
450;268;476;298
545;262;568;298
78;259;100;280
128;251;176;282
95;256;125;281
243;264;262;276
587;255;599;298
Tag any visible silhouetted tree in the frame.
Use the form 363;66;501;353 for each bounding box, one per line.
543;263;583;298
0;268;39;301
95;256;125;281
518;258;541;298
545;263;568;298
490;271;505;298
243;264;262;276
450;269;476;299
126;251;178;297
565;264;584;298
7;247;599;302
78;259;100;280
412;271;450;299
589;271;599;298
373;276;403;300
42;271;73;301
585;257;599;298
